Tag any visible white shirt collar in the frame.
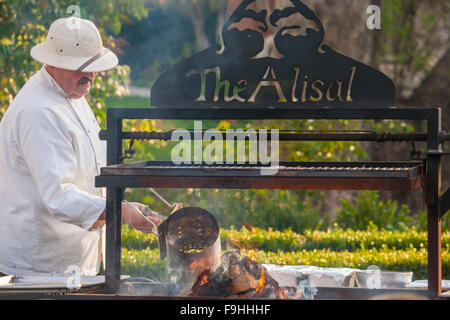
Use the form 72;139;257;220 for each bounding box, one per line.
40;66;71;99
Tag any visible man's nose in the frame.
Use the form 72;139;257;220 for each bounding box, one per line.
83;72;96;78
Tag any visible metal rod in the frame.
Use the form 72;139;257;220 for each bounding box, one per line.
426;109;442;297
149;188;177;209
105;187;123;294
106;107;441;121
100;130;429;142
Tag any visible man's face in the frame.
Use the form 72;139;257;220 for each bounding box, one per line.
224;0;322;59
46;65;97;99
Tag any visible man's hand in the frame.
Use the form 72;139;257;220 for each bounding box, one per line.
91;210;106;229
122;202;163;234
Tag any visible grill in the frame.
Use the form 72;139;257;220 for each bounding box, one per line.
94;107;450;299
98;161;424;190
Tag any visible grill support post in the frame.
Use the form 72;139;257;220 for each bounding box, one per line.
426;109;443;297
104;110;124;294
105;187;123;294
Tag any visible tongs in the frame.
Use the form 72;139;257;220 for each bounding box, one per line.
123;188;179;235
124;200;167;235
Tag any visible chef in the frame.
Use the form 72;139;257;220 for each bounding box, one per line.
0;17;161;277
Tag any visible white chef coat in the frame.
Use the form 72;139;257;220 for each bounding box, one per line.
0;67;107;276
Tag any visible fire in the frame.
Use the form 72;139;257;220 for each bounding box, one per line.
200;273;209;285
255;269;265;295
190;260;201;270
191;269;211;289
190;259;209;273
190;260;210;288
278;288;289;299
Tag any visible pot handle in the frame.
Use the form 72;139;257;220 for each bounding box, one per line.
157;222;167;261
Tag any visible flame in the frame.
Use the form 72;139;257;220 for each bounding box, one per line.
189;260;210;287
278;288;289;299
190;259;209;272
191;269;211;289
255;269;265;295
190;260;201;270
200;273;209;285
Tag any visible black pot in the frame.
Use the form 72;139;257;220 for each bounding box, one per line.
157;207;221;288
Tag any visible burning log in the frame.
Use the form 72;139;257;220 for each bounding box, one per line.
188;250;287;299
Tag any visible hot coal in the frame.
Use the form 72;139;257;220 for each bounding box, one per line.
187;250;287;299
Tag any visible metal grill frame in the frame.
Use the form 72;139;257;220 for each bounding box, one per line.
96;106;449;298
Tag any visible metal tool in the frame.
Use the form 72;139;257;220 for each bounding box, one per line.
149;188;178;209
141;205;168;221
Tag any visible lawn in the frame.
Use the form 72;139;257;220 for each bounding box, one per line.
106;95;150;108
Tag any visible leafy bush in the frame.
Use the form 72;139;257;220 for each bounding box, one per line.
123;224;450;252
418;209;450;232
0;0;148;122
121;225;450;280
121;224;159;250
221;227;305;252
119;247;450;281
181;189;328;233
121;248;169;281
337;191;412;231
300;225;448;251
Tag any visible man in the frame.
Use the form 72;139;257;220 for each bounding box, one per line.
151;0;395;108
0;17;161;277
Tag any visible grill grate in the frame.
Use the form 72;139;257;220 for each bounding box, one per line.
101;161;423;179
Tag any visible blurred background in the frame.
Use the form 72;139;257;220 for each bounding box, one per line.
1;0;449;233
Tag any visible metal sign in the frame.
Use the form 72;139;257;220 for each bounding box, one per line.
151;0;395;108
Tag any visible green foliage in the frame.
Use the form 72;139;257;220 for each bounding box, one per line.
120;225;450;280
0;0;148;124
120;246;450;281
105;95;150;109
242;248;449;280
376;0;447;94
417;209;450;232
121;115;421;234
220;226;450;252
337;191;412;231
122;223;159;250
174;189;327;234
121;224;450;253
121;248;169;281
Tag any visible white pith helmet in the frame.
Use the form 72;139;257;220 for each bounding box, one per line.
30;17;119;72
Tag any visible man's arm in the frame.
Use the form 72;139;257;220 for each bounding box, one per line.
19;106;105;229
91;203;162;233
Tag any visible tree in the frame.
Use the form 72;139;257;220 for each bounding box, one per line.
372;0;450;102
0;0;149;125
158;0;228;51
